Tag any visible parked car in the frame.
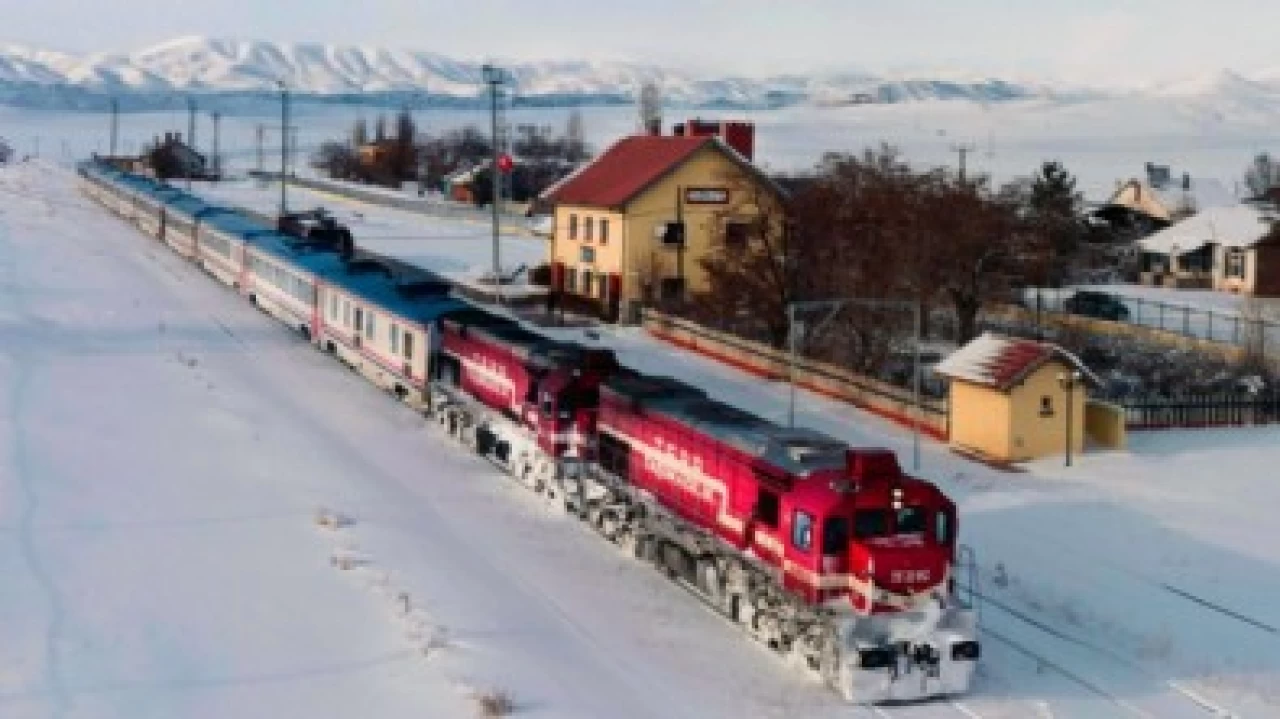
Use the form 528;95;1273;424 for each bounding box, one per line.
1063;290;1131;322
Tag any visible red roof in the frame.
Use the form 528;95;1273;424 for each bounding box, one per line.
934;332;1099;392
543;135;714;208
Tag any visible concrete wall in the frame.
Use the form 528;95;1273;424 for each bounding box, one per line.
1085;400;1128;449
642;309;949;439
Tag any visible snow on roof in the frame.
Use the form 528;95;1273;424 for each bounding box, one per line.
934;332;1100;392
1105;178;1237;222
1138;204;1274;255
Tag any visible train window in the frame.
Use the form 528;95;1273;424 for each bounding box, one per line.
896;506;926;535
822;517;850;556
935;512;951;544
343;301;351;327
403;332;413;361
390;324;400;354
754;490;780;528
365;313;375;340
791;511;813;553
330;294;338;319
854;509;890;539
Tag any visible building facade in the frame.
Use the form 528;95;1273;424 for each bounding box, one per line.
542;123;783;321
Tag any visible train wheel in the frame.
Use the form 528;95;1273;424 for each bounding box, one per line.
698;560;726;611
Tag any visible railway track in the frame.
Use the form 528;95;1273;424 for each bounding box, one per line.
975;589;1235;718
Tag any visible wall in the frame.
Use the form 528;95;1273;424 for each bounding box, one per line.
642;309;949;439
623;146;781;306
1008;363;1086;461
947;381;1010;460
551;204;626;301
1085;400;1127;449
988;304;1253;365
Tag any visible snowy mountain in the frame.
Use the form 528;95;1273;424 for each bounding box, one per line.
2;36;1280;113
0;36;1084;110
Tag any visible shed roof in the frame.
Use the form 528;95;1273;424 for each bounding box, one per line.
934;332;1100;392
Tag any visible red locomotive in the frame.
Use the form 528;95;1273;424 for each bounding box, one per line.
432;315;979;703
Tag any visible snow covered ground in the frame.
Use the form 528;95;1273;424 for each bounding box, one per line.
1;160;879;719
197;173;1280;716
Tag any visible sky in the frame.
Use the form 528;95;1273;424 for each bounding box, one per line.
3;0;1280;85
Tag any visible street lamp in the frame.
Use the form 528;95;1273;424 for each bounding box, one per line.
1057;369;1082;467
787;298;925;471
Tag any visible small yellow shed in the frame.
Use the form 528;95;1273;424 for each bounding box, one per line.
935;333;1101;463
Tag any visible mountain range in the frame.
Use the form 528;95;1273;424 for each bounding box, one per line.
2;36;1280;112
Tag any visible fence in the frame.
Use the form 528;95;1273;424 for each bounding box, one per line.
642;309;950;439
1026;287;1280;357
1122;391;1280;429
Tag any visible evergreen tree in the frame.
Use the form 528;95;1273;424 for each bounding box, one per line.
1029;161;1085;283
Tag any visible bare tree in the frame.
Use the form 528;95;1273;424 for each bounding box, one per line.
637;81;663;135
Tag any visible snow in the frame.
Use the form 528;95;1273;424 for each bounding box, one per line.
92;158;1280;713
1;161;880;719
9;151;1280;717
1139;204;1273;253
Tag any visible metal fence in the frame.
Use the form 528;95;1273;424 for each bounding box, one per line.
1026;287;1280;356
1122;391;1280;429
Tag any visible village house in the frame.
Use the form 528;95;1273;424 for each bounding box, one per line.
1095;162;1236;233
1139;204;1280;296
541;120;784;322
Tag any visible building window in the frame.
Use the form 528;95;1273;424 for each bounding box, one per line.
1226;248;1247;279
582;270;595;297
724;221;750;249
580;246;595;263
569;214;578;240
791;511;813;552
600;218;610;245
565;268;578;292
660;277;685;301
584;216;594;242
391;324;400;354
1039;396;1054;417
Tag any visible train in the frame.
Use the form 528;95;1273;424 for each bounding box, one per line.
76;160;980;703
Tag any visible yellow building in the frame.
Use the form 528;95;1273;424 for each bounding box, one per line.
541;131;785;321
935;333;1100;463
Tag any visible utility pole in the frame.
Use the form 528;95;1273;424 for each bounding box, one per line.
211;112;221;179
277;81;289;216
109;98;119;157
950;143;976;183
186;96;196;189
481;64;506;303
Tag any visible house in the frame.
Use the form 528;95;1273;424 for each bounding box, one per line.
541;120;785;322
1095;163;1235;231
934;333;1106;462
1139;205;1280;295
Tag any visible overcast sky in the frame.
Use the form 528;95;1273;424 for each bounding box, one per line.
4;0;1278;84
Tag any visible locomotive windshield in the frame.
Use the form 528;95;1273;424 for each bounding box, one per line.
853;506;931;539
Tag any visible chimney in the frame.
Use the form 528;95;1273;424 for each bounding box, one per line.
673;118;756;161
